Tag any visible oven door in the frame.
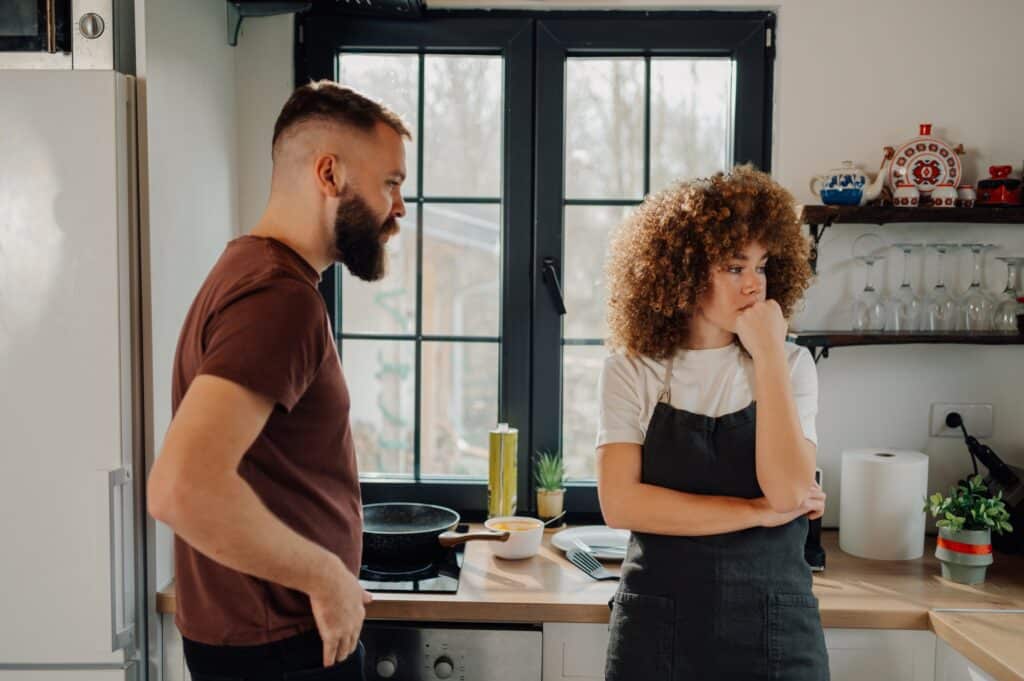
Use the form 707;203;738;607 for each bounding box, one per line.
361;622;543;681
0;0;113;70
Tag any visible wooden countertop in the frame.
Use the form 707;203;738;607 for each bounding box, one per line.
930;612;1024;681
157;529;1024;679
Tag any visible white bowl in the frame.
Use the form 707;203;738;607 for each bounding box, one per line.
484;516;544;560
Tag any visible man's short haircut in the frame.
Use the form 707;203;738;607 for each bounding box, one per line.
272;80;412;157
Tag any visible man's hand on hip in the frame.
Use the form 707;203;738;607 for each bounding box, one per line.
308;555;374;666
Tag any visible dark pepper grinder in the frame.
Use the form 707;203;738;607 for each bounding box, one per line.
805;468;826;571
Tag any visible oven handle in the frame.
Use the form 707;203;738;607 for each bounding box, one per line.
45;0;57;52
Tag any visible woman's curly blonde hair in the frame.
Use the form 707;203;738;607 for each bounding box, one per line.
606;165;813;360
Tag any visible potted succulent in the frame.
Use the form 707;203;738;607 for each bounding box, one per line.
924;475;1013;585
534;449;566;520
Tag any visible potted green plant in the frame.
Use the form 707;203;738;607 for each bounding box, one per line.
534;449;565;520
924;475;1013;585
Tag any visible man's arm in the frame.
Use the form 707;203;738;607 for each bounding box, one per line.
147;374;367;665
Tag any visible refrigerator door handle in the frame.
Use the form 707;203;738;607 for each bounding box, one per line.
109;467;135;651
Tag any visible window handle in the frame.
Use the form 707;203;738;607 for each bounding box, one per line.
542;257;567;316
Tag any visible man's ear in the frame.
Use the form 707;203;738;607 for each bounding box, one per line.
315;153;347;198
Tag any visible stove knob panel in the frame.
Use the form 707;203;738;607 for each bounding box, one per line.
375;654;398;678
433;655;454;679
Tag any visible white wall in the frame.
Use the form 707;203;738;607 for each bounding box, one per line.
748;0;1024;528
235;16;295;232
136;0;240;592
235;1;1024;528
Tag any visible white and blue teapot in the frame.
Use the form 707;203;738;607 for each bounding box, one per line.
809;161;886;206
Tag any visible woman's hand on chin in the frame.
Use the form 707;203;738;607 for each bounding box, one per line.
735;299;786;361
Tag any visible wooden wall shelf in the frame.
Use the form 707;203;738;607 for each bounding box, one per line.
801;205;1024;226
789;331;1024;362
800;204;1024;273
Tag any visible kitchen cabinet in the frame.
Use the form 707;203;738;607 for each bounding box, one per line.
160;618;1007;680
543;623;607;680
542;623;937;681
826;628;936;681
934;638;997;681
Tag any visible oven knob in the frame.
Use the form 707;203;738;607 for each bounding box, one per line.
79;13;105;39
375;654;398;678
433;655;454;679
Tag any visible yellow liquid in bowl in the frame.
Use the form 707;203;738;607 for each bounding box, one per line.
490;520;541;532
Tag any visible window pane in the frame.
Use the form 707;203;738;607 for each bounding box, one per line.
337;53;420;195
650;58;733;190
341;204;417;335
565;58;645;200
561;344;606;481
564;205;634;340
423;55;503;198
342;339;415;477
422;203;500;337
421;341;499;478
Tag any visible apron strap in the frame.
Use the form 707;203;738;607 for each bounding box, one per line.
656;356;674;404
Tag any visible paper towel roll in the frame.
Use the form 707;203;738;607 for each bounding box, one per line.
839;449;929;560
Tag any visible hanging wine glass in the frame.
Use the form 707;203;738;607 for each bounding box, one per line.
851;263;886;331
850;234;887;331
993;256;1024;331
923;243;960;332
852;232;886;259
886;243;923;332
959;243;998;332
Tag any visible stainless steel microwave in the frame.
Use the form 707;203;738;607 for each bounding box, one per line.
0;0;121;70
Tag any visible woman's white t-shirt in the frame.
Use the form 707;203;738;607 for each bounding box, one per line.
596;342;818;448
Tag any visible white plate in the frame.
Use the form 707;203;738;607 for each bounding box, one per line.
551;525;630;561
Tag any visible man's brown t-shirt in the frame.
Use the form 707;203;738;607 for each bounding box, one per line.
170;235;361;646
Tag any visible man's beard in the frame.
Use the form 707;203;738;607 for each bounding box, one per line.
332;188;397;282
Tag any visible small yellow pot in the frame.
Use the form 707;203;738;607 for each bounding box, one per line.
537;488;565;520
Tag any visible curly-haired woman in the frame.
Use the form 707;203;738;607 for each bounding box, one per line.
597;166;829;681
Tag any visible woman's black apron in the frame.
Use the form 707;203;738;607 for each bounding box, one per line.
605;356;829;681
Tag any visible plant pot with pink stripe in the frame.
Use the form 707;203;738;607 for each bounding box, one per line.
925;475;1013;585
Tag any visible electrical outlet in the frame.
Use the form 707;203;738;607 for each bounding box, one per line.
929;403;993;438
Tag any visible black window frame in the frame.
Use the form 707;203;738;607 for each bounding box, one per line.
296;9;774;521
532;12;775;516
297;12;534;519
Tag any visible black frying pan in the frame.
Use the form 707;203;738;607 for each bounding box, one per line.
362;502;509;564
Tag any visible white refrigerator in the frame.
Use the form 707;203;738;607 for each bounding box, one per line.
0;70;144;680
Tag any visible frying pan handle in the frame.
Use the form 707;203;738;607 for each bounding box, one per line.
438;530;511;547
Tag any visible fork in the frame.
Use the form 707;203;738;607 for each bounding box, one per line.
571;537;626;555
566;547;619;581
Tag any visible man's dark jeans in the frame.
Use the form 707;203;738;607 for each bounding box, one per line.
183;629;365;681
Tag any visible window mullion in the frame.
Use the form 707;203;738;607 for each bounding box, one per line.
643;54;651;197
413;52;426;483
